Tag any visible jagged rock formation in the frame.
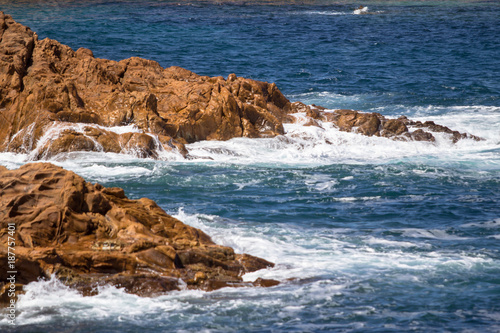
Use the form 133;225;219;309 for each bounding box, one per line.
0;12;291;160
0;163;277;303
0;12;480;161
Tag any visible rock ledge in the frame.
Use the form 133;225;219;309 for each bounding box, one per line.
0;163;276;303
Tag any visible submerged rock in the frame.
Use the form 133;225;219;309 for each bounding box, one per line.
0;163;276;303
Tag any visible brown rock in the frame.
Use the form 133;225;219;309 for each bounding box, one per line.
410;120;482;143
333;109;382;137
236;253;275;273
306;107;323;120
0;12;480;156
0;12;293;159
0;163;275;303
290;108;479;143
381;118;408;138
411;129;436;142
290;101;309;114
357;114;381;136
253;277;280;288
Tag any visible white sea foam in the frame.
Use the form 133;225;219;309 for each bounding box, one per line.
0;151;157;184
27;122;105;160
1;104;498;171
400;228;471;240
461;218;500;229
234;179;262;190
3;208;495;328
5;275;194;327
304;174;339;192
0;152;29;170
5;121;184;162
172;209;491;282
301;10;345;16
332;196;381;202
412;106;500;143
292;92;500;140
294;7;380;16
364;237;431;249
106;124;142;134
184;108;500;169
289;91;365;108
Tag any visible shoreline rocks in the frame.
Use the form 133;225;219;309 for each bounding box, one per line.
0;10;485;306
0;12;290;160
0;163;277;304
0;12;480;161
290;103;482;143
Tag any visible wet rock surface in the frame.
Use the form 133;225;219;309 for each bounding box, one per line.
290;103;482;143
0;163;276;303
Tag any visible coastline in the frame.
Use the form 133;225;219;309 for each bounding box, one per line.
0;1;499;331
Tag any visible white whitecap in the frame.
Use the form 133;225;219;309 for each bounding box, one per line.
172;209;492;284
353;6;368;15
332;196;381;202
295;10;346;16
400;228;471;240
461;219;500;229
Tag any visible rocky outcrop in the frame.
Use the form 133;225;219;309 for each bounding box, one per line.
290;103;482;143
0;12;291;159
0;12;480;160
0;163;276;303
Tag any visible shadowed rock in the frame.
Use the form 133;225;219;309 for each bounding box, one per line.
0;163;276;303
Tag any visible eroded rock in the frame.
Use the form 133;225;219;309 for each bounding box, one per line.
0;12;292;159
0;163;276;303
0;12;481;160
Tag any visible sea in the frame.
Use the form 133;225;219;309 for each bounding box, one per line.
0;0;499;332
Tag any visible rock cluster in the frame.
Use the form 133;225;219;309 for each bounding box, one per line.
291;103;481;143
0;163;276;303
0;12;480;161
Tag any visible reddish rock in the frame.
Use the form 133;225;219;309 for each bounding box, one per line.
381;119;408;138
332;109;382;136
0;12;480;157
290;108;480;143
0;163;275;303
411;129;436;142
0;12;293;159
407;120;481;143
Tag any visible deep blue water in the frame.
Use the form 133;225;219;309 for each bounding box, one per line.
4;0;500;108
1;1;500;332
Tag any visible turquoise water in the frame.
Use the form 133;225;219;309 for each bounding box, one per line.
1;1;500;332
